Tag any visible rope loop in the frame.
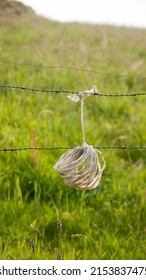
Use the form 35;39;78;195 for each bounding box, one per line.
54;142;106;190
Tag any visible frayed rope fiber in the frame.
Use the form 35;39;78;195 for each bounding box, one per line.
54;86;106;190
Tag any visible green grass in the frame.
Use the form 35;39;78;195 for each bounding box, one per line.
0;13;146;260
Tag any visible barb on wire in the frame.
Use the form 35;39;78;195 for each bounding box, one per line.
0;84;146;97
0;146;146;152
0;60;146;80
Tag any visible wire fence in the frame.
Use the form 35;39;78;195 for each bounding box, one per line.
0;146;146;153
0;60;146;153
0;60;146;80
1;84;146;97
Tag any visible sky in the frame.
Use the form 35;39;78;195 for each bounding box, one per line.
18;0;146;28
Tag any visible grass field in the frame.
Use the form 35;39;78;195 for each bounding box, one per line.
0;7;146;260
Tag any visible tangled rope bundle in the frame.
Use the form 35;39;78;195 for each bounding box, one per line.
54;86;106;190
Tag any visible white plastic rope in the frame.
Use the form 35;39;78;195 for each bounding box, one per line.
54;86;106;190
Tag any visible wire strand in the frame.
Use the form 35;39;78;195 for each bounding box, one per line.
0;85;146;97
0;85;76;94
0;146;146;152
0;60;146;80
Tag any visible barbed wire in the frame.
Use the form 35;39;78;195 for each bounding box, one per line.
0;60;146;80
0;84;146;97
0;146;146;152
0;85;75;94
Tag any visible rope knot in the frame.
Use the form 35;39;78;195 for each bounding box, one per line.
67;85;99;102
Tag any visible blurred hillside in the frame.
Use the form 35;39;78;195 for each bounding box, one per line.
0;0;34;25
